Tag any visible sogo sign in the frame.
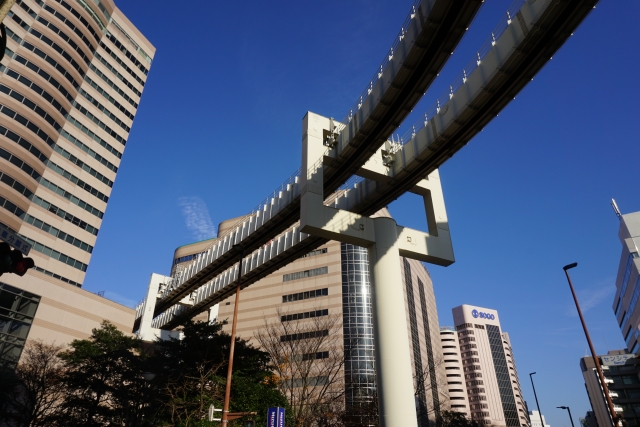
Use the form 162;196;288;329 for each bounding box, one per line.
471;309;495;320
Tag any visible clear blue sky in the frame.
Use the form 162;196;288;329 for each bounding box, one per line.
83;1;640;425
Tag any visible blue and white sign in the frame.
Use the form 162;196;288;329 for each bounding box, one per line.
267;407;285;427
471;309;495;320
601;354;635;366
0;223;31;255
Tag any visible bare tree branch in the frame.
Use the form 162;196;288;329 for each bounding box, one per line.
255;308;347;427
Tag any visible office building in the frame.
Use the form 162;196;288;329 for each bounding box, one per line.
580;411;599;427
611;210;640;353
451;305;529;427
528;410;550;427
141;209;449;426
580;350;640;427
0;0;154;348
440;326;471;416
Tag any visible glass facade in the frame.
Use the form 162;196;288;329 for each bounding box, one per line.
616;252;638;317
340;243;376;425
486;325;519;427
0;282;40;369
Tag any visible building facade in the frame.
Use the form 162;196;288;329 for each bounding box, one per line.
528;410;549;427
451;305;529;427
440;326;471;416
149;209;449;426
611;211;640;353
580;350;640;427
0;0;154;347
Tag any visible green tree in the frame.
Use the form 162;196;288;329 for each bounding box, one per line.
57;321;154;427
151;320;288;427
438;410;480;427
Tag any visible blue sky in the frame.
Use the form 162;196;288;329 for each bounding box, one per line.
84;1;639;425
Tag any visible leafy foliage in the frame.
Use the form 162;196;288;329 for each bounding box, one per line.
438;410;480;427
1;320;287;427
56;321;153;426
152;319;287;427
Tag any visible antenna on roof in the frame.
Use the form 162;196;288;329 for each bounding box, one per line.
611;199;622;220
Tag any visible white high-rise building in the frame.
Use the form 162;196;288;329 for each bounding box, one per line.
452;304;529;427
529;410;550;427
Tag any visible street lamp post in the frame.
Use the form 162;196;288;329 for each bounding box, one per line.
563;263;620;427
557;406;575;427
529;372;545;427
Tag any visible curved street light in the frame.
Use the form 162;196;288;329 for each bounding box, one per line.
557;406;575;427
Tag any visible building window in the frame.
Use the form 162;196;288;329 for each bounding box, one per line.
174;251;207;265
282;288;328;303
281;309;328;322
617;252;639;316
280;329;328;342
283;266;328;282
487;324;520;427
0;282;40;369
300;248;328;258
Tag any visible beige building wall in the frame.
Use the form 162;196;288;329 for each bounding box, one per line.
0;0;154;345
440;326;470;416
452;305;529;427
169;212;449;424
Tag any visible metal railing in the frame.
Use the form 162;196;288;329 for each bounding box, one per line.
341;0;432;124
398;0;526;145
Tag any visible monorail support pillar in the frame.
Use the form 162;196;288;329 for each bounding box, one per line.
299;111;455;427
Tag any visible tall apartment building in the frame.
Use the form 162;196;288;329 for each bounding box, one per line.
451;305;529;427
611;210;640;353
580;350;640;427
144;209;449;426
0;0;154;354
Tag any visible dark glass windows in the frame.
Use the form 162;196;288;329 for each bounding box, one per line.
282;267;328;282
487;325;520;427
282;287;328;303
0;282;40;369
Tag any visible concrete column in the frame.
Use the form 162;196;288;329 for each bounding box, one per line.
368;217;418;427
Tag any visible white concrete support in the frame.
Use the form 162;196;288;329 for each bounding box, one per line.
299;111;457;427
137;272;172;341
369;217;421;427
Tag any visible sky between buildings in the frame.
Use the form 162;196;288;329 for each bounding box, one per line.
82;1;640;426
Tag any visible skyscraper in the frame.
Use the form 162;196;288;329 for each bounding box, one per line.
451;305;529;427
0;0;154;345
611;210;640;353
